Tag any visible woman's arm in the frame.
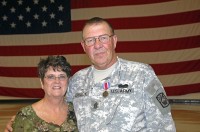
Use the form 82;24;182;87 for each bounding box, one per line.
4;115;15;132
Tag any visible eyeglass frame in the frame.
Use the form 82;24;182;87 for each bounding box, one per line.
44;74;67;81
83;34;114;46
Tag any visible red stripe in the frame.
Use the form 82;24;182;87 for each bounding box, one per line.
0;44;84;56
151;60;200;75
0;87;44;98
0;67;37;77
72;10;200;31
71;0;174;9
0;36;199;56
165;83;200;96
1;59;199;77
0;66;88;77
116;36;200;53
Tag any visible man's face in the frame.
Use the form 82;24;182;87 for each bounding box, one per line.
81;22;117;70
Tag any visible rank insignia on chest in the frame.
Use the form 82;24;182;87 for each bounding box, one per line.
93;102;98;109
91;100;99;110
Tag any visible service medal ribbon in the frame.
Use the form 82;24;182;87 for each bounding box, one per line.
103;82;110;97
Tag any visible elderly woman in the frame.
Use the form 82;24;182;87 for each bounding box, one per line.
12;56;78;132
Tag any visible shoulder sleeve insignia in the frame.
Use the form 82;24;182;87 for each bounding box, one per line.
156;92;169;108
146;79;171;115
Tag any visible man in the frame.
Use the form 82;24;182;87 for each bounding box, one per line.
5;17;176;132
67;17;176;131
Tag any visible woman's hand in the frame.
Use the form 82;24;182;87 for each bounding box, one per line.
4;115;15;132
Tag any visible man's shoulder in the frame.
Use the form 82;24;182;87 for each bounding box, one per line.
73;66;91;75
119;58;152;70
71;66;91;79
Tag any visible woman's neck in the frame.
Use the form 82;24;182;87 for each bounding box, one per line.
42;97;66;111
32;98;68;125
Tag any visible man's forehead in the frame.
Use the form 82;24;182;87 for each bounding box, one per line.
83;23;112;37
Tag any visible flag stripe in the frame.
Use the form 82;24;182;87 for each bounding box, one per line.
165;83;200;96
72;10;200;31
1;23;200;46
1;71;199;89
0;59;199;77
0;44;84;56
116;36;200;53
116;23;200;41
118;48;200;64
159;71;200;86
0;32;81;46
152;60;200;75
71;0;174;9
0;87;44;98
1;36;200;56
0;83;199;98
0;48;200;67
71;0;200;20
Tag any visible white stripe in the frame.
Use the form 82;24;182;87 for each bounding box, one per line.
159;71;200;87
0;54;90;67
0;48;199;67
0;77;40;88
1;71;199;88
168;93;200;99
116;23;200;41
71;0;200;20
118;47;200;64
0;23;200;46
0;32;82;46
0;95;37;100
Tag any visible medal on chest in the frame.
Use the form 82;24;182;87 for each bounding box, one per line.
103;82;110;97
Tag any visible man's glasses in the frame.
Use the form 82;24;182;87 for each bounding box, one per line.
45;75;67;81
83;34;114;46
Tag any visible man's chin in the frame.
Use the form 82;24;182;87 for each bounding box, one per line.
93;62;108;69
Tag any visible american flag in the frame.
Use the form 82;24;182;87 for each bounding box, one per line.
0;0;200;99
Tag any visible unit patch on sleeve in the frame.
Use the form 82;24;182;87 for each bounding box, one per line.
156;92;169;108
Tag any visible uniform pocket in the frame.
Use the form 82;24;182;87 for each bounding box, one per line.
73;96;91;126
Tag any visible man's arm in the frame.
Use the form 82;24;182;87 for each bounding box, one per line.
144;77;176;131
4;115;15;132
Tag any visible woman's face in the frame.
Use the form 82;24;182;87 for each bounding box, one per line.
41;66;68;98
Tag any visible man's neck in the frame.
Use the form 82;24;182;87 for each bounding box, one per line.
93;61;117;83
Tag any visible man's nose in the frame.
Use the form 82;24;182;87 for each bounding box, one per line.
94;38;103;47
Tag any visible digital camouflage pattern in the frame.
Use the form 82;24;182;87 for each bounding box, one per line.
12;102;78;132
67;58;176;132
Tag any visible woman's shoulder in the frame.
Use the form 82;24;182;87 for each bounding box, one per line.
17;105;34;116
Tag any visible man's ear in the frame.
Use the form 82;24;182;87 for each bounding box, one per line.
113;35;118;49
81;41;86;52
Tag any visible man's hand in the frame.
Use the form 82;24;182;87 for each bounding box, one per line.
4;115;15;132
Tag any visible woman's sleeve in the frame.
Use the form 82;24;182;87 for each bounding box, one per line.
12;110;35;132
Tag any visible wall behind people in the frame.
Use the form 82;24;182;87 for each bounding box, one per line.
0;0;200;99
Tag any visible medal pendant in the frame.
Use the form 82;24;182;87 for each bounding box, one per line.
103;90;109;97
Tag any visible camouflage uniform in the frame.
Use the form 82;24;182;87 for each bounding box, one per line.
67;58;176;132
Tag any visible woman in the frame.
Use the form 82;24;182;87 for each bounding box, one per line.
12;55;78;132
